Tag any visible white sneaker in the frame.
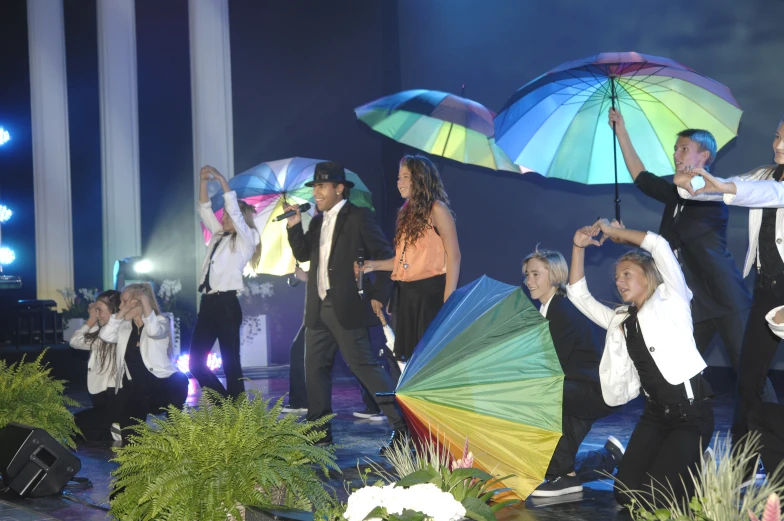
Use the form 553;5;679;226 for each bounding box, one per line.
281;405;307;414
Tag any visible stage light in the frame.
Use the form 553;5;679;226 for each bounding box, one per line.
134;259;153;273
0;205;11;222
0;247;15;265
0;128;9;146
176;353;222;373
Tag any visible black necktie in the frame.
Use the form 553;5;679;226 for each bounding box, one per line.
198;234;225;293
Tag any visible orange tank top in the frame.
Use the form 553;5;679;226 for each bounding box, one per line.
391;220;447;282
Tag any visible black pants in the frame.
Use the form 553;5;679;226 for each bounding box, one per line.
288;323;307;408
748;403;784;474
615;398;714;507
693;310;777;404
75;372;189;440
358;346;402;414
189;292;244;399
305;295;406;440
732;274;784;444
546;380;616;479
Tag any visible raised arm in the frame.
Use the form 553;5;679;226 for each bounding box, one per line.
222;190;260;248
608;108;645;181
677;167;784;208
198;166;223;235
566;224;615;329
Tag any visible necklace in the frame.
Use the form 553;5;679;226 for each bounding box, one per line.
399;242;409;269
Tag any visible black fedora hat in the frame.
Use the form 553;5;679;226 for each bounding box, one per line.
304;161;355;188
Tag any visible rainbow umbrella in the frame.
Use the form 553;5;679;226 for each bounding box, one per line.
355;89;525;173
494;51;742;219
203;157;373;276
396;276;564;499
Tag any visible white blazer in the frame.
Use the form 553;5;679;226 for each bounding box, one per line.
70;324;119;394
198;190;261;292
677;165;784;277
566;232;707;406
99;311;178;389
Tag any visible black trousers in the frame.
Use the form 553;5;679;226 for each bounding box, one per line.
748;403;784;474
288;323;308;408
75;371;189;440
305;295;406;440
693;310;777;404
732;274;784;444
189;292;244;399
546;380;616;479
615;398;714;507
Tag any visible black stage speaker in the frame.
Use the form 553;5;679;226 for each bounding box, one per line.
0;423;81;497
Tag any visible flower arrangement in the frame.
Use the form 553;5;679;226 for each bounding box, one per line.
335;435;518;521
157;279;183;313
57;287;99;328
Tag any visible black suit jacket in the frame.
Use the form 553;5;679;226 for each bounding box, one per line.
544;294;601;388
287;201;394;330
635;171;751;322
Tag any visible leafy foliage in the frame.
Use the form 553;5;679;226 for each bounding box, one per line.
623;432;784;521
0;352;81;449
109;389;339;520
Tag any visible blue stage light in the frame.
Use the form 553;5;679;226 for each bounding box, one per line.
0;205;11;223
0;247;15;265
0;128;9;146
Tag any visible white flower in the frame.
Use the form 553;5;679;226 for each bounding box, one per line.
158;279;182;301
343;483;464;521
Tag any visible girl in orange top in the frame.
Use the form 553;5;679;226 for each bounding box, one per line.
358;155;460;362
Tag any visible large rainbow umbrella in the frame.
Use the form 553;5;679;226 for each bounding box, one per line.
494;51;742;219
203;157;373;276
395;276;564;499
355;89;525;173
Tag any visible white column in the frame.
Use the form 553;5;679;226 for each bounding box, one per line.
97;0;141;290
27;0;74;308
189;0;234;302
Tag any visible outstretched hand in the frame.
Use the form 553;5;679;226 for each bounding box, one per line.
573;224;603;248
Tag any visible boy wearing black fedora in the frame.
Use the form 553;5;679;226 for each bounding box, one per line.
285;161;407;452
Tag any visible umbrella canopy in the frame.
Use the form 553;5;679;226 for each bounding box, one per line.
494;51;742;185
355;89;524;173
202;157;373;276
396;276;564;499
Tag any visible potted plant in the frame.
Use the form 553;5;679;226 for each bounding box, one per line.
58;287;99;341
0;352;81;449
109;389;339;520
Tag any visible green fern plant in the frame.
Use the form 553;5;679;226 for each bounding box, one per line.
0;352;81;449
623;432;784;521
109;389;340;521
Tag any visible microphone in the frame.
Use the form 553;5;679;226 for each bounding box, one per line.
357;248;365;297
273;202;311;222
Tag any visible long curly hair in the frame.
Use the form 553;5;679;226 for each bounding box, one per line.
394;155;451;247
83;290;122;376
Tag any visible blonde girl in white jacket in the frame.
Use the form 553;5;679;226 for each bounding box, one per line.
568;219;713;507
69;290;122;441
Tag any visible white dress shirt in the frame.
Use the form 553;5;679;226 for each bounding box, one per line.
539;295;553;318
318;199;347;300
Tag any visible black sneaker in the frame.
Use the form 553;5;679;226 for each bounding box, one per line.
530;475;583;497
605;435;625;469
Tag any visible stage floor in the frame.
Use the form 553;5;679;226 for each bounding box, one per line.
0;371;740;521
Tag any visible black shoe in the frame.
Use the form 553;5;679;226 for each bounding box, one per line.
530;475;583;497
604;435;625;469
379;429;409;457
